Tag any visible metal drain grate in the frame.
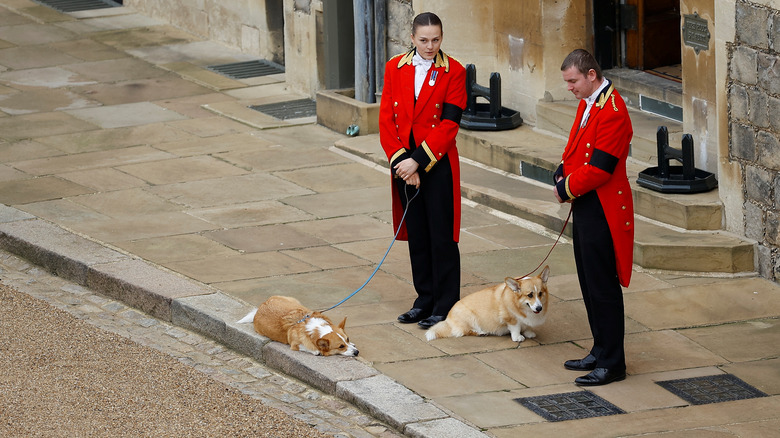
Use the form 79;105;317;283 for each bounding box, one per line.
515;391;625;422
249;99;316;120
207;60;284;80
656;374;767;405
32;0;122;13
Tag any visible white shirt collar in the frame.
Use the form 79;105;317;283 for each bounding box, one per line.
584;78;609;106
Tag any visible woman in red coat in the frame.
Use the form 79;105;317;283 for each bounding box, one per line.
379;12;467;329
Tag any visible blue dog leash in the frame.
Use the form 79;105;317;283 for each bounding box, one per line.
320;186;420;313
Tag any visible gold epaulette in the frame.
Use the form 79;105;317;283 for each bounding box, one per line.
396;49;415;68
595;83;616;110
396;49;452;73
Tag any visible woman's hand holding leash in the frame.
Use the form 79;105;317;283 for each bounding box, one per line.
395;158;421;188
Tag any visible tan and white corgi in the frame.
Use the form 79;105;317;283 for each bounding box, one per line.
238;296;358;357
425;266;550;343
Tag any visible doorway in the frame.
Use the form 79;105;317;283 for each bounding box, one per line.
594;0;681;79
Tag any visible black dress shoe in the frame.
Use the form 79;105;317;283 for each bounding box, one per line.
397;308;430;324
574;368;626;386
564;354;597;371
417;315;445;329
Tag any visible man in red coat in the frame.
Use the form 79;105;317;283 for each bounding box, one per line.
553;49;634;386
379;12;466;329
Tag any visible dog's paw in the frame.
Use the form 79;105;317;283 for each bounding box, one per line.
523;330;537;339
511;333;526;343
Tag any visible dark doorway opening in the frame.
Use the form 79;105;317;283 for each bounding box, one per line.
593;0;681;76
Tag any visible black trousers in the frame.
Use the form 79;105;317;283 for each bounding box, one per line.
572;191;626;372
395;153;460;317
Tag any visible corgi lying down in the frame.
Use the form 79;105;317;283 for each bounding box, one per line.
426;266;550;343
238;295;358;357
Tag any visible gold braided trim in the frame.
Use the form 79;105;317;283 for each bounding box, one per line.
565;176;576;200
421;141;437;172
595;84;615;109
390;148;406;164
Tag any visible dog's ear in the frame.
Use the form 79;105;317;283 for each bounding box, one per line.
316;337;330;351
338;317;347;329
505;277;521;293
540;265;550;283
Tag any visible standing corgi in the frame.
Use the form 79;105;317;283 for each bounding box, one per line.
425;266;550;343
238;296;358;357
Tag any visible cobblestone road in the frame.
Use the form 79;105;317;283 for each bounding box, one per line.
0;249;401;438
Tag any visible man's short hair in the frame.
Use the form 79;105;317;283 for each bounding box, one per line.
561;49;603;80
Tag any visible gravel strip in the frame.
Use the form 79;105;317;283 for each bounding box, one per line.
0;282;334;437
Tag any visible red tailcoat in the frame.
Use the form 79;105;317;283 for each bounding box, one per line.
555;82;634;286
379;49;467;242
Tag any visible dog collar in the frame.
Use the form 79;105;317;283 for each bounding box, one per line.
296;314;311;324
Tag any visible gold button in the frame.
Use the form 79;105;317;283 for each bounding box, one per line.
394;102;398;107
436;104;441;108
618;190;623;195
626;222;631;226
433;115;438;119
432;124;436;128
622;205;626;210
586;143;591;148
438;152;443;156
585;153;589;157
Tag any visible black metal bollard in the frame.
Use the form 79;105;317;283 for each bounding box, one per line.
637;126;717;193
460;64;523;131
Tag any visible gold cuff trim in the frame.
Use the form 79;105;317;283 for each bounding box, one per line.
421;141;437;172
390;148;406;164
564;176;576;200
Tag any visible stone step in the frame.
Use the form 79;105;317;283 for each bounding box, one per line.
455;124;722;231
334;133;755;274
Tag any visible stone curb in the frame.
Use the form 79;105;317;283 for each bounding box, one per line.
0;205;487;438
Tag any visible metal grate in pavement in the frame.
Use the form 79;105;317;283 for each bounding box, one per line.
515;391;625;422
656;374;767;405
32;0;122;13
207;60;284;80
249;99;316;120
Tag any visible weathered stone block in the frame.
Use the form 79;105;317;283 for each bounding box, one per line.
772;13;780;51
316;89;380;135
769;95;780;132
775;172;780;208
731;46;758;85
767;210;780;246
729;83;750;122
736;2;770;49
745;165;772;204
758;130;780;171
758;52;780;95
757;243;773;279
744;201;765;242
747;87;770;128
730;122;756;161
404;418;489;438
336;375;447;430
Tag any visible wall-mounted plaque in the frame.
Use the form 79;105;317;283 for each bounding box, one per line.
682;12;710;54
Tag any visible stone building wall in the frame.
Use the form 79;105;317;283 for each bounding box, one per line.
124;0;285;65
728;0;780;280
